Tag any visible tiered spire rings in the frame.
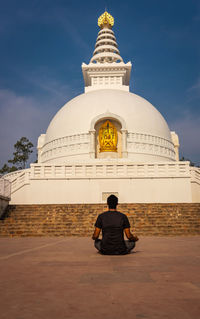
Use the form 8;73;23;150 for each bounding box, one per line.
90;11;123;63
82;11;131;92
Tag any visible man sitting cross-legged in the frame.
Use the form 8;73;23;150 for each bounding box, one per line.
92;195;139;255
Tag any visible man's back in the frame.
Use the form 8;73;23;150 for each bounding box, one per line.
95;211;130;255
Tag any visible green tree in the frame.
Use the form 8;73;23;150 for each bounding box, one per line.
180;156;195;167
0;164;17;175
8;137;34;169
0;137;34;175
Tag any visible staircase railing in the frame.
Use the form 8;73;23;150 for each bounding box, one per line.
3;169;28;182
11;169;31;193
190;166;200;185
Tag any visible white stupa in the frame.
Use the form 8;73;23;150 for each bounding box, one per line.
38;11;177;164
5;11;200;204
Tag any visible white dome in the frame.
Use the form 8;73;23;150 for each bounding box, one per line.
46;90;170;139
40;89;175;163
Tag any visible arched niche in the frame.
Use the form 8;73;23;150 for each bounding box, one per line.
89;112;127;159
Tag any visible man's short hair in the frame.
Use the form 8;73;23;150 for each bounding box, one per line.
107;195;118;209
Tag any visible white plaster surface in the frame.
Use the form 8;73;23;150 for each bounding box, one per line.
190;167;200;202
45;90;171;141
9;177;192;204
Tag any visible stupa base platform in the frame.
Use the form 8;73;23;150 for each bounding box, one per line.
4;161;200;205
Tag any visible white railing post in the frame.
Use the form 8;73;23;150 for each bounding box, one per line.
89;130;96;159
121;129;128;158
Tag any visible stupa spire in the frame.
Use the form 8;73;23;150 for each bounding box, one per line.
82;11;132;92
90;11;123;64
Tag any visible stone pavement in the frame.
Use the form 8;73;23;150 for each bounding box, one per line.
0;237;200;319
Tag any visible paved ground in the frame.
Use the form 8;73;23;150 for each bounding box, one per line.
0;237;200;319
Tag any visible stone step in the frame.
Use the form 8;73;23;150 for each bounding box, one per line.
1;203;200;237
11;209;198;211
1;225;199;229
6;209;200;213
1;221;200;225
6;208;200;212
1;232;199;238
3;214;200;219
1;221;199;226
1;220;200;226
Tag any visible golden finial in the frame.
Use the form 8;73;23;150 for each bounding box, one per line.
98;11;114;29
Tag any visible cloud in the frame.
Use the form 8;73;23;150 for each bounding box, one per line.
22;70;76;100
187;78;200;101
0;87;71;167
0;2;90;54
50;9;90;52
0;90;43;165
170;112;200;165
188;78;200;92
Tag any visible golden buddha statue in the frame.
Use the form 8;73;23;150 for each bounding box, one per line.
99;120;118;152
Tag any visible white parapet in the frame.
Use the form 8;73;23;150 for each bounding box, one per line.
29;161;190;180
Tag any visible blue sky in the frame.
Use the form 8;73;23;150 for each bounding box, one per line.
0;0;199;167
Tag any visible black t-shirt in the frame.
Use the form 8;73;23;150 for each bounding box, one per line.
95;211;130;255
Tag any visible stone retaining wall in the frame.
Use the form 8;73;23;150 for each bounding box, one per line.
0;203;200;237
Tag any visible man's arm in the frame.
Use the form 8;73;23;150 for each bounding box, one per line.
92;227;101;240
124;228;139;242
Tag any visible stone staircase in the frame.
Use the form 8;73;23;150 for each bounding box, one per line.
0;203;200;237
